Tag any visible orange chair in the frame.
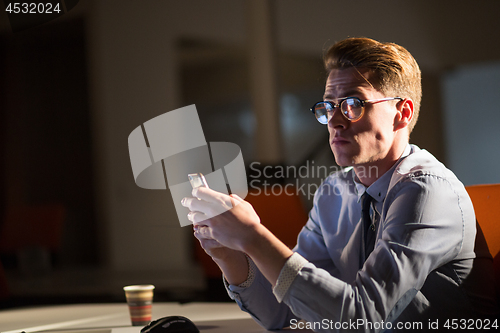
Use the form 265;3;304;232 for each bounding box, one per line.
245;188;308;250
465;184;500;299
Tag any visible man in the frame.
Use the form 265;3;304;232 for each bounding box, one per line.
182;37;498;331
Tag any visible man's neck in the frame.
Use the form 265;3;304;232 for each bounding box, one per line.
354;143;408;187
354;161;393;187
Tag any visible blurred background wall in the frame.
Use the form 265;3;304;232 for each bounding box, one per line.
0;0;499;306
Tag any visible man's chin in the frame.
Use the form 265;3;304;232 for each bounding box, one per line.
331;148;356;167
332;155;353;168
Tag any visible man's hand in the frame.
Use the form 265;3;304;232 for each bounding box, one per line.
193;224;249;285
192;224;241;263
182;187;261;253
193;224;228;259
184;189;256;285
182;187;293;286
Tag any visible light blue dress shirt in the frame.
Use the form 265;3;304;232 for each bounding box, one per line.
226;145;498;332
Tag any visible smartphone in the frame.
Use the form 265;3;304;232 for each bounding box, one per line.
188;173;209;189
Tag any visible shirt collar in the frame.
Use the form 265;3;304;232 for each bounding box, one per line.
354;144;412;203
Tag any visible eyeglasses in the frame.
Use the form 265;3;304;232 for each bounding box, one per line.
310;97;403;124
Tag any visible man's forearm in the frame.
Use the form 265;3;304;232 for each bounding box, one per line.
212;249;249;286
243;224;294;287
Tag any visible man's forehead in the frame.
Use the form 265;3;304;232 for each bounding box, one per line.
324;68;374;98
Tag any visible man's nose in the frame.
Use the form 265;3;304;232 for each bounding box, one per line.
328;108;348;129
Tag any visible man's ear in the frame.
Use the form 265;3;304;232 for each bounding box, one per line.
394;98;414;131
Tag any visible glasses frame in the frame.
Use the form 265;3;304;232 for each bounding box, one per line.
310;97;403;124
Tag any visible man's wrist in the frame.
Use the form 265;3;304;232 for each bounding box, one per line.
210;247;242;263
242;224;294;286
235;255;256;288
213;250;249;286
237;223;267;254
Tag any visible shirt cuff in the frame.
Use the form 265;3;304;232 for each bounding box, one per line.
273;252;309;303
223;254;257;289
238;254;257;288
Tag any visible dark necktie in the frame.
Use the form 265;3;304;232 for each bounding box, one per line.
360;192;375;262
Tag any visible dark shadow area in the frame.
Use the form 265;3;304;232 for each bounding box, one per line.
460;221;500;318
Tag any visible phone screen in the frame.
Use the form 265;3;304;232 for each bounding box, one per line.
188;173;209;189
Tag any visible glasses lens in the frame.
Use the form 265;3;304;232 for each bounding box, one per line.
314;102;331;124
341;98;363;120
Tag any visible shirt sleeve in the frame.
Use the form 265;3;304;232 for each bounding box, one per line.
273;252;309;302
279;175;473;329
223;255;299;330
234;254;256;288
222;179;344;330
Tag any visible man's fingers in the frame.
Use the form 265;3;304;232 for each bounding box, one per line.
192;187;233;209
198;238;222;250
188;211;210;224
183;195;225;220
229;193;244;207
193;225;214;240
182;196;209;212
182;188;237;219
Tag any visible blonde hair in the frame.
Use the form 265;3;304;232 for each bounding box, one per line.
324;37;422;132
